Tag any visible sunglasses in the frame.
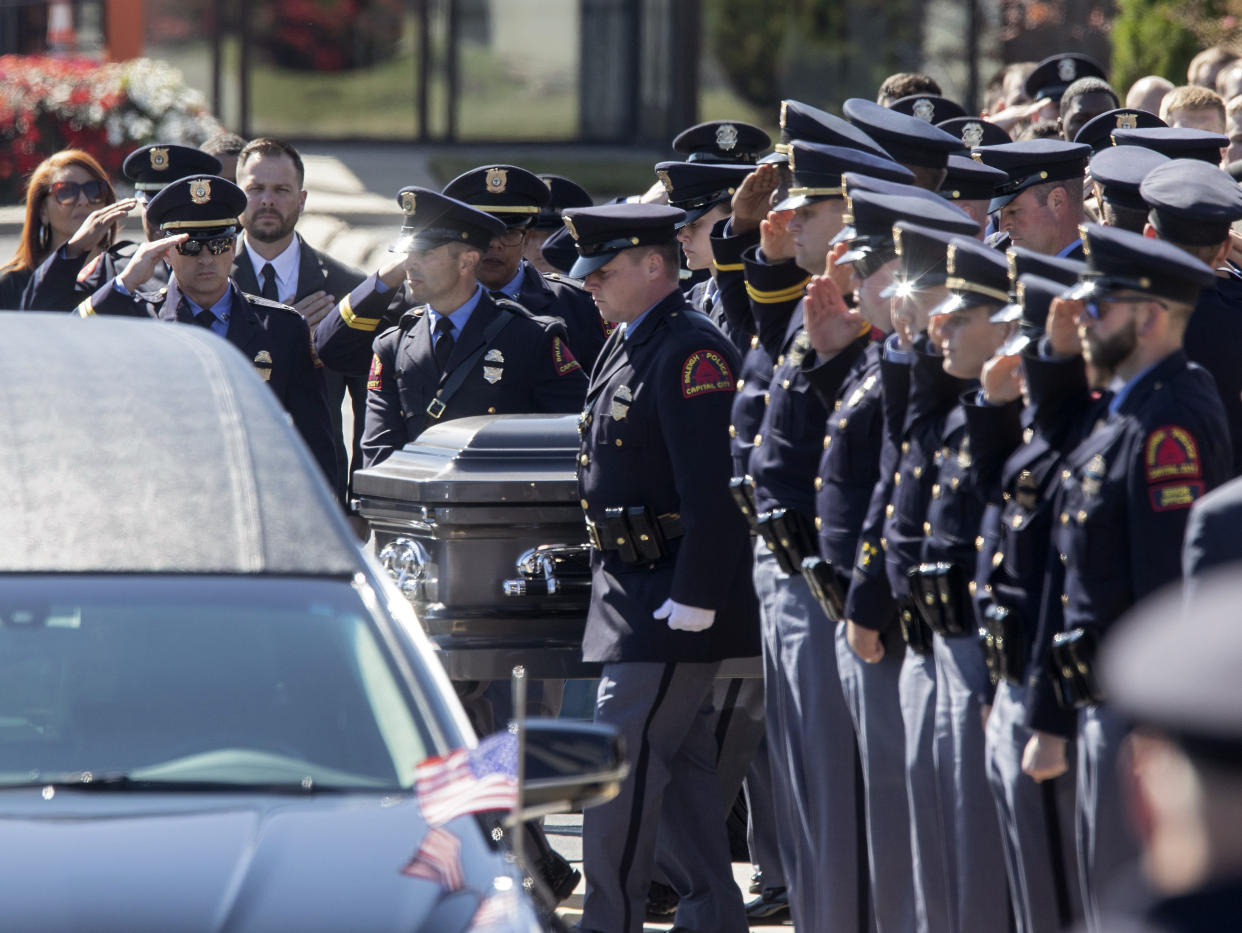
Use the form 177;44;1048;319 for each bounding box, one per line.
49;179;107;206
174;235;237;256
1083;294;1152;320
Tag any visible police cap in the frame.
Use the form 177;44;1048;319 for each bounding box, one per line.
1067;223;1216;307
533;174;594;230
561;203;685;278
1140;158;1242;246
145;175;245;237
1023;52;1107;104
930;236;1011;316
389;186;507;253
672;120;771;164
1073;108;1166;152
941;154;1009;202
441;165;551;229
1111;126;1228;164
843;98;963;169
991;272;1072;331
836;189;977;273
972;139;1091;212
937;117;1012;150
1087;145;1170;212
888;94;967;124
886;222;963;296
1005;245;1087;295
654;160;752;223
774;141;913;212
775;99;890;160
123;144;222;197
537;224;578;275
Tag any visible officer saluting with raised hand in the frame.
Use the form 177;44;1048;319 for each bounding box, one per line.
358;187;586;467
73;174;340;491
565;202;757;933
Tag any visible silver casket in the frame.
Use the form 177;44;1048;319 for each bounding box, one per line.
354;413;600;681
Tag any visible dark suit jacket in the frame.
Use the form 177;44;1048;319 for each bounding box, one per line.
232;234;364;306
362;289;587;466
79;277;341;493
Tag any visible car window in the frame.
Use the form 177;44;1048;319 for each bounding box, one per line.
0;577;433;790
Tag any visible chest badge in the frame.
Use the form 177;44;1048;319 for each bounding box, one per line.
483;348;504;384
253;349;273;382
1082;453;1106;497
957;437;972;469
611;384;632;420
789;330;812;368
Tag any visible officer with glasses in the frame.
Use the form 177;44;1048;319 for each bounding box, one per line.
73;174;340;493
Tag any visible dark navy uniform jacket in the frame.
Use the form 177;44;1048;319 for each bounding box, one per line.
687;216;758;356
23;241;168;311
315;262;606;379
1183;267;1242;476
77;277;340;491
848;343;912;632
578;289;759;663
362;288;586;466
883;338;974;602
1025;350;1231;733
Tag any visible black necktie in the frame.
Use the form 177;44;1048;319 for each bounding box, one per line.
433;317;455;370
194;309;216;330
260;262;279;301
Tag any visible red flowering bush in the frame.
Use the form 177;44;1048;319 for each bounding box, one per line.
0;56;223;202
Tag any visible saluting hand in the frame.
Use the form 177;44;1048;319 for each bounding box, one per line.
292;290;336;327
117;233;188;292
732;164;781;234
378;254;408;289
64;198;138;259
804;273;863;357
1046;296;1083;357
823;241;854;296
759;210;796;262
981;350;1023;404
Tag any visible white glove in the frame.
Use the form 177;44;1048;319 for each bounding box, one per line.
653;598;716;632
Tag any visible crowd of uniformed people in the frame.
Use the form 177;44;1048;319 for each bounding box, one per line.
7;44;1242;933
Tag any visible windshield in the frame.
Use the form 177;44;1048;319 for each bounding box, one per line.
0;576;434;791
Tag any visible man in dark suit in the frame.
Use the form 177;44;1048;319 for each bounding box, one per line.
74;174;340;493
232;138;366;498
359;187;587;466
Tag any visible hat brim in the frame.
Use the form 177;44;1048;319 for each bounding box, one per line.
929;292;1006;317
1064;279;1100;301
988;190;1022;213
757;152;789;166
996;331;1032;357
773;193;813;212
989;301;1023;324
569;251;617;278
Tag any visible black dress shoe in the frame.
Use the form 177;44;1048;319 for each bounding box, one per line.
646;879;680;917
748;867;763;895
744;886;790;922
534;850;581;902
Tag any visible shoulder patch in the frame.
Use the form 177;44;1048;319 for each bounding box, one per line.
681;348;735;398
367;353;384;390
1145;425;1201;484
552;336;581;375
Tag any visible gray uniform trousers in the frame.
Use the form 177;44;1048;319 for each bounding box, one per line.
1077;703;1139;933
836;622;918;932
581;661;747;933
899;647;954;933
753;541;867;933
743;736;786;890
931;633;1011;933
984;679;1082;933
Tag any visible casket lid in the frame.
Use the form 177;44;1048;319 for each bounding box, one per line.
352;414;581;504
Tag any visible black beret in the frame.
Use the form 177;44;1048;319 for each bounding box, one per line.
1140;158;1242;246
1073;108;1166;153
842;98;963;169
937;117;1012;150
389;186;507;253
653;160;752;222
1067;222;1217;306
774;141;913;211
561;203;685;277
1023;53;1108;104
671;120;771;164
971;139;1091;211
144;174;245;236
941;154;1009;202
776;99;890;160
441;164;551;227
533;174;593;229
888;94;968;124
1111;126;1228;164
123;144;222;194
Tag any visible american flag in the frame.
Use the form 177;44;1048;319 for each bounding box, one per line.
414;730;519;827
401;826;465;892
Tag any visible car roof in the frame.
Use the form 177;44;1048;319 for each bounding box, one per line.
0;313;362;576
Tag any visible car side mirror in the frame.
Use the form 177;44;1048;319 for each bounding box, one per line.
514;719;627;821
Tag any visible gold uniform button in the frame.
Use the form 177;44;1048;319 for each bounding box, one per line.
1076;510;1087;523
823;435;831;450
913;465;923;479
750;336;759;350
902;441;910;454
838;418;847;429
487;406;496;413
580;499;589;509
975;535;985;552
814;477;823;491
1062;469;1072;481
580;454;590;465
1060;552;1069;565
932;483;942;499
993;551;1004;567
1060;512;1069;525
1023;427;1034;443
616;537;627;546
615;439;623;447
729;425;737;438
886;504;895;518
968;580;978;597
737;379;746;390
777;355;785;366
754;434;763;447
880;536;888;550
834;400;843;412
1002;491;1011;501
782;379;791;390
894;472;902;486
950;476;960;490
764;392;771;405
923;521;931;535
815;516;823;530
1061;593;1069;607
1012;514;1023;529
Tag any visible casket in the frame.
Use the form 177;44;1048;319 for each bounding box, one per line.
354;413;600;680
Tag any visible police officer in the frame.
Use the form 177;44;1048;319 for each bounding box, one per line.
1112;125;1229;163
843;97;964;191
973;139;1092;257
811;192;978;933
671;119;772;165
23;143;221;311
565;203;757;933
1073;108;1166;153
1087;145;1170;232
938;154;1010;235
1022;224;1232;932
73;174;340;491
442;164;607;372
524;173;593;275
358;187;586;467
1138;159;1242;476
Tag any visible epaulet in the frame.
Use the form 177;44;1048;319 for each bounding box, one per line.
399;306;426;331
377;323;402;341
543;271;588;291
493;296;536;319
247;294;300;315
134;286;168;302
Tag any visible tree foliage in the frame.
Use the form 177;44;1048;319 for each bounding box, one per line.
1112;0;1227;91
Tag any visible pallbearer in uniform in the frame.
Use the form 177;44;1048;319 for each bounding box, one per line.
565;203;757;933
